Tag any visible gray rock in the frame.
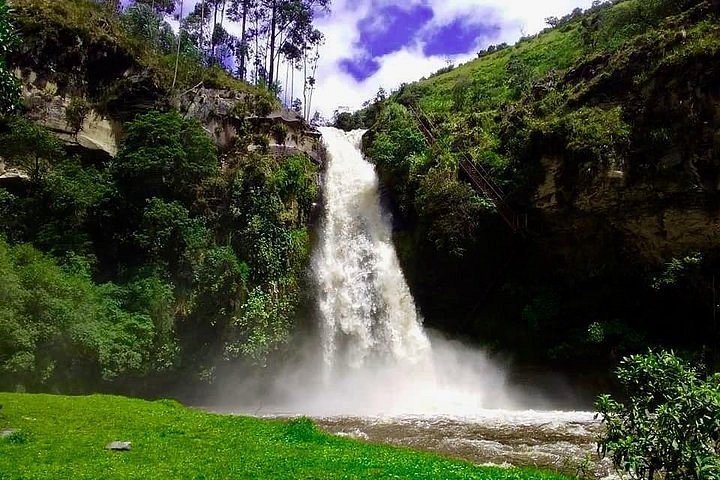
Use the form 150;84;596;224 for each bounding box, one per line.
105;441;132;451
0;429;17;438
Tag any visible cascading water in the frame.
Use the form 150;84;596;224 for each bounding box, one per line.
314;127;430;370
298;128;522;415
208;128;606;476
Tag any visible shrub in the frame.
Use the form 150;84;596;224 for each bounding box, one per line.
0;0;20;116
112;111;218;206
596;351;720;480
64;97;91;137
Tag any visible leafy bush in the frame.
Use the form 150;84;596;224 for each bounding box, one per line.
0;118;64;183
0;238;177;390
415;168;492;257
596;351;720;480
0;0;19;116
64;97;91;137
111;111;218;207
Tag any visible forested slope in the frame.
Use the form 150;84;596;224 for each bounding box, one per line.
362;0;720;374
0;0;319;394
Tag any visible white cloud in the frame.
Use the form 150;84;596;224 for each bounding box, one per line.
161;0;594;117
310;0;595;117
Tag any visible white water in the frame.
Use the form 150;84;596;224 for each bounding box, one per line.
315;127;430;369
276;127;565;416
210;127;594;419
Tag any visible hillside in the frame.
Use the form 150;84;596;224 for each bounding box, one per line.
0;0;321;394
362;0;720;374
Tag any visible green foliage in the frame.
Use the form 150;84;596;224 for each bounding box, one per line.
365;103;426;184
270;122;288;144
112;111;217;206
596;351;720;480
35;158;111;255
0;238;177;390
558;106;630;165
415;169;491;257
227;279;298;361
64;97;91;137
0;0;19;116
135;198;209;281
505;56;533;100
10;0;275;100
333;110;365;131
0;118;64;183
652;252;704;290
192;246;249;322
272;154;319;223
0;392;574;480
120;3;174;53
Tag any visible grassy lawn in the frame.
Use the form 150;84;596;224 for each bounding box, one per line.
0;393;572;480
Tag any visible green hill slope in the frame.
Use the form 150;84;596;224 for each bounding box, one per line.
362;0;720;372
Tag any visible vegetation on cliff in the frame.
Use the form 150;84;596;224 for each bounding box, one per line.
596;351;720;479
0;0;320;392
362;0;720;372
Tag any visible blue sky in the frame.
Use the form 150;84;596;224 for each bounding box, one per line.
313;0;595;116
164;0;594;116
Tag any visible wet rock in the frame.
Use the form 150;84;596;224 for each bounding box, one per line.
105;441;132;451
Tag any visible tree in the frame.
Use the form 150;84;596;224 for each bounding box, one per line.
0;0;20;116
545;16;560;28
229;0;255;80
0;118;64;184
597;351;720;480
135;0;176;15
172;0;185;89
111;111;218;207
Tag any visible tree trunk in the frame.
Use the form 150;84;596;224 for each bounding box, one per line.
302;53;308;118
210;1;219;61
200;0;206;54
268;0;277;89
172;0;184;89
239;0;248;80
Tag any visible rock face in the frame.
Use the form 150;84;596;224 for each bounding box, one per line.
176;87;251;152
18;70;122;158
534;156;720;263
177;88;323;161
14;71;323;163
0;429;18;438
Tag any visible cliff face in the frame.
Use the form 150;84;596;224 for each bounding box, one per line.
6;0;321;164
531;12;720;265
363;0;720;369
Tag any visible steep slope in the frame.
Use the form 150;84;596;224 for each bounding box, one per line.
364;0;720;373
0;0;322;393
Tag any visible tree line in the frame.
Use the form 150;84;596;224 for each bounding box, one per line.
98;0;328;118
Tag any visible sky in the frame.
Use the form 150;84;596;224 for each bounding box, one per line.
313;0;595;117
160;0;595;117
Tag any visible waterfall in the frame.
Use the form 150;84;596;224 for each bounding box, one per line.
214;128;547;416
314;127;431;370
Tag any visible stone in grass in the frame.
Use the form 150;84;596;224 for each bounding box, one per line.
0;429;17;438
105;441;132;451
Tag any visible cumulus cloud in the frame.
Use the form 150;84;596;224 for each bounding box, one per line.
312;0;595;117
145;0;594;117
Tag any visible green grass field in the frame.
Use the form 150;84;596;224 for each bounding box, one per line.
0;393;573;480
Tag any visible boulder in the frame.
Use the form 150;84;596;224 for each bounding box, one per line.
105;441;132;451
